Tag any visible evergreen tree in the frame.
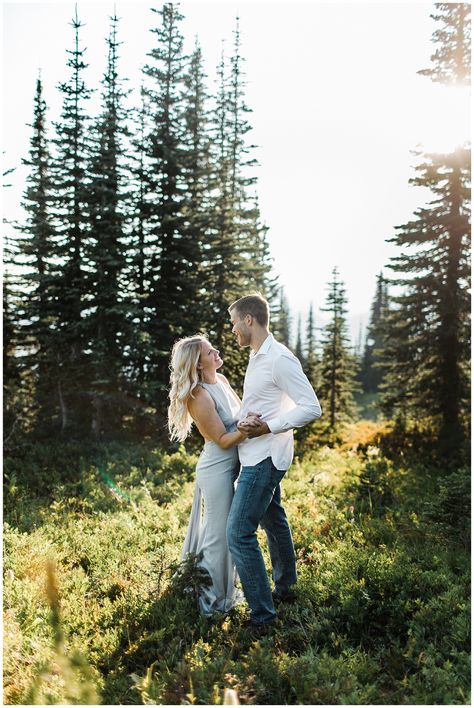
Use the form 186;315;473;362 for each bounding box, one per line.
319;268;358;429
3;256;24;444
143;3;202;409
305;302;319;389
50;7;93;433
380;4;470;457
226;20;272;296
203;24;273;389
418;3;470;85
84;12;131;436
360;272;388;393
181;37;212;331
294;301;321;448
294;314;304;361
272;286;291;347
3;161;27;442
204;44;235;345
126;84;154;399
354;320;365;360
199;42;238;380
14;76;57;430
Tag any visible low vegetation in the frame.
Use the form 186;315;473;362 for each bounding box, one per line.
3;423;470;704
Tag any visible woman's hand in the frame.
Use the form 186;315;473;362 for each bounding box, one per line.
238;412;262;428
236;415;259;440
237;412;270;438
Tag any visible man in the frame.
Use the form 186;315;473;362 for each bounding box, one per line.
226;292;321;630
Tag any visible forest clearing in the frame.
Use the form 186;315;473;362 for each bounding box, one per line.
4;420;470;704
3;2;470;704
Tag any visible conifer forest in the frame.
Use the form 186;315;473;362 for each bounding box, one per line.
3;3;471;705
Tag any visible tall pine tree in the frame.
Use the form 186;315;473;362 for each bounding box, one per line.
126;84;155;402
204;44;236;350
226;20;272;297
418;3;470;85
4;163;28;442
304;302;319;390
143;3;203;411
181;37;212;334
15;76;57;431
84;12;131;436
380;4;470;457
50;7;92;433
294;314;304;361
272;286;291;347
360;272;388;393
203;24;273;390
319;268;358;430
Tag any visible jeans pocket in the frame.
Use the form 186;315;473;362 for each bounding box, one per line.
270;465;286;488
254;458;275;488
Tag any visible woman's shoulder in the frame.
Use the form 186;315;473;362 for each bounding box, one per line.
217;373;236;393
188;385;216;427
188;383;212;408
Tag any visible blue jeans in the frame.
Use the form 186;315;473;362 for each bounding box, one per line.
226;457;297;624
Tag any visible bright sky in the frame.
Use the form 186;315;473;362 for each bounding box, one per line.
2;1;471;342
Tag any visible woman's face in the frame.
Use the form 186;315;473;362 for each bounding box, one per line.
198;340;223;375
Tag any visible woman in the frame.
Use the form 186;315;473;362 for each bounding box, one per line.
168;334;258;616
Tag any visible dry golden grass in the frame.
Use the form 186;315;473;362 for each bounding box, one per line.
339;420;392;452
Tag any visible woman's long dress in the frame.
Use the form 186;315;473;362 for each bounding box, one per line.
181;377;244;615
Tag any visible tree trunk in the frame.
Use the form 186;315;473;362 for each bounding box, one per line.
57;378;68;433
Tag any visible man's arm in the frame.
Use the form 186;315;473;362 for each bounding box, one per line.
237;353;321;438
265;353;321;434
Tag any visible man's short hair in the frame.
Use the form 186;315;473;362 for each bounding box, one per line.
229;292;269;327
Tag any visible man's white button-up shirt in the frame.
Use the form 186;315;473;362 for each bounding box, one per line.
238;334;322;470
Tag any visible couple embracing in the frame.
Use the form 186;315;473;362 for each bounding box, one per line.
168;293;321;631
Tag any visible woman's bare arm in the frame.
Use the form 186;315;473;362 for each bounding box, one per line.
188;386;247;449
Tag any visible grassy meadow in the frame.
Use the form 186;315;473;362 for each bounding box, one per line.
3;422;470;705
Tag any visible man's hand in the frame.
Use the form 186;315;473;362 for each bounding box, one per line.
238;412;262;427
237;417;270;439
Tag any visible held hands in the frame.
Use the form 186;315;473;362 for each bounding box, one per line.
237;411;270;439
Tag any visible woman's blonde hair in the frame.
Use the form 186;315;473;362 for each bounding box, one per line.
168;334;206;442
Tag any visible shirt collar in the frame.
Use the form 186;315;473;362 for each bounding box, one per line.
250;333;273;359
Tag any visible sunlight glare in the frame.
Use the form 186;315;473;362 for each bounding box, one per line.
414;85;471;154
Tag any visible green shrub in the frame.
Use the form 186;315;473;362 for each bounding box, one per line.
352;458;395;515
422;467;470;548
4;441;470;705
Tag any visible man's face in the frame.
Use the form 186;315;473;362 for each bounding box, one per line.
230;308;252;348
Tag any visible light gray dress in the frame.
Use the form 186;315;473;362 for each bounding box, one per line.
181;376;244;615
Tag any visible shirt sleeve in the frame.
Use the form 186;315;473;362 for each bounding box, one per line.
265;353;322;434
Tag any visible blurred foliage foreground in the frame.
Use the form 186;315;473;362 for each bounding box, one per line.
3;422;470;705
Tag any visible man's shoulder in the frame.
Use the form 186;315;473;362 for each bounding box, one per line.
270;337;297;361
